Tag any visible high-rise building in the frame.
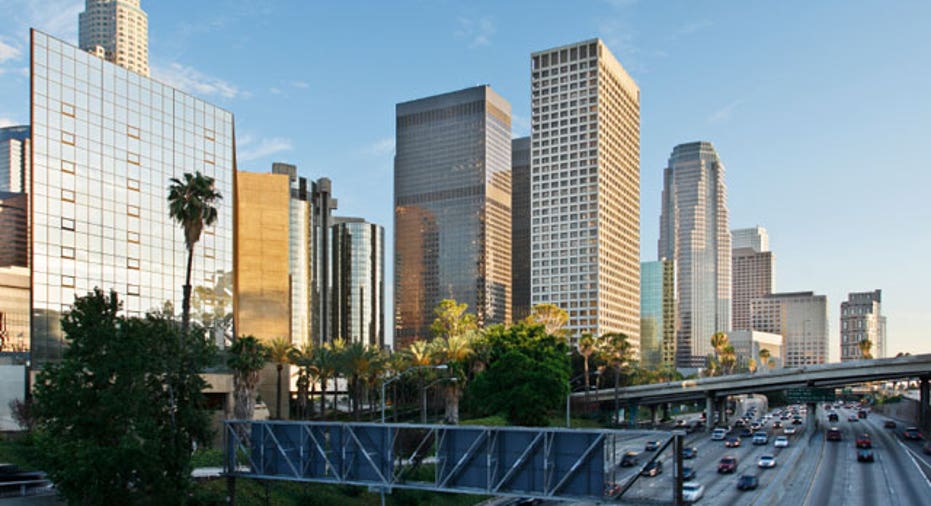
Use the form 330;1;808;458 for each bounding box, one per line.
0;266;30;352
311;178;337;344
640;259;676;369
751;291;828;367
840;289;885;361
511;136;531;322
0;192;28;268
529;39;641;347
330;218;385;348
727;330;783;370
394;85;512;349
30;30;234;363
731;227;774;331
79;0;149;76
271;163;313;350
659;142;731;368
0;126;30;193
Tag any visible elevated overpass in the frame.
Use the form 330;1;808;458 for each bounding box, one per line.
576;353;931;430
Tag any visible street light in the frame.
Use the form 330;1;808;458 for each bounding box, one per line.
380;364;448;423
423;377;458;423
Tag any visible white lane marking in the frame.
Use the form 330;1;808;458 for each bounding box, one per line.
896;439;931;492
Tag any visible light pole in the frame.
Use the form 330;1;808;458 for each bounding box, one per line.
423;377;458;423
380;364;448;423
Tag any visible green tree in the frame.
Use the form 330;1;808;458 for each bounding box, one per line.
312;344;338;418
31;289;215;505
602;333;634;425
404;340;434;422
524;303;569;337
758;348;772;372
267;337;294;419
430;333;474;424
577;333;598;403
289;344;316;419
720;344;737;375
228;335;270;421
858;338;874;359
168;172;222;336
430;299;477;339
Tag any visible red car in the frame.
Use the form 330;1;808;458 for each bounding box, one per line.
856;434;872;449
718;456;738;474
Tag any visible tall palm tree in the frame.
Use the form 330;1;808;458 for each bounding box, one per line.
312;345;338;418
289;344;316;419
858;339;874;359
577;333;598;403
710;332;729;357
720;344;737;375
267;337;294;419
168;172;222;335
431;334;474;424
227;335;270;421
758;348;772;373
339;341;378;419
405;340;434;423
602;333;633;425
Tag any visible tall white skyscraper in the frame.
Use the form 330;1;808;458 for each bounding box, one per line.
731;227;774;331
659;142;731;368
79;0;149;76
529;39;641;348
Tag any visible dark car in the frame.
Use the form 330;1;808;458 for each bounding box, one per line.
903;427;923;441
856;434;872;449
718;456;738;474
682;447;698;459
857;449;874;463
828;412;839;422
826;428;842;442
857;410;868;419
620;451;640;467
641;461;663;477
884;420;897;429
792;417;804;425
739;428;753;438
772;420;783;429
737;475;759;490
725;437;742;448
681;466;696;481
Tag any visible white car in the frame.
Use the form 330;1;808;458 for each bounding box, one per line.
711;428;727;441
774;436;789;448
784;426;797;435
758;455;777;468
683;482;705;502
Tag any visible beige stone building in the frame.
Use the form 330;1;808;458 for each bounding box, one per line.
79;0;149;76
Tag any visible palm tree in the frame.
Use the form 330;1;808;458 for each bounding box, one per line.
710;332;729;357
312;345;338;418
430;299;477;340
758;348;772;373
405;340;434;422
747;358;758;374
167;172;222;335
720;344;737;375
338;341;379;419
858;339;874;359
227;335;270;421
289;344;316;419
524;303;570;337
267;337;294;419
431;334;474;424
602;333;633;425
577;333;598;403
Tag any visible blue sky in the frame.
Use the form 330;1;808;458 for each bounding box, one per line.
0;0;928;357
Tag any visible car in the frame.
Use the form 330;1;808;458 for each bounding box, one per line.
718;456;738;474
739;428;753;438
752;432;769;445
792;417;804;425
725;437;742;448
757;455;776;469
641;460;663;477
848;414;859;422
774;436;789;448
772;421;783;429
620;451;640;467
675;419;689;428
681;466;696;481
682;482;705;503
903;427;923;441
827;427;842;441
682;447;698;459
828;412;839;422
884;420;897;429
856;434;872;449
645;440;661;451
857;410;868;419
737;474;759;490
857;449;874;463
784;426;797;435
711;428;727;441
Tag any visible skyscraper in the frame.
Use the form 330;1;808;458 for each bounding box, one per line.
840;289;885;361
511;136;531;322
529;39;641;346
311;178;337;344
659;142;731;368
30;30;234;362
330;218;385;348
394;85;512;349
751;291;828;366
79;0;149;76
640;259;676;369
0;126;30;193
271;162;313;349
731;227;773;331
0;192;28;268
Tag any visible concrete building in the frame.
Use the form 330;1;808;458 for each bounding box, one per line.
751;291;828;367
659;142;731;368
640;259;676;369
79;0;149;76
530;39;641;347
330;218;385;348
511;136;532;322
30;30;234;363
727;330;783;371
0;267;30;353
0;126;30;193
0;193;28;268
840;289;885;361
394;85;512;349
731;227;774;331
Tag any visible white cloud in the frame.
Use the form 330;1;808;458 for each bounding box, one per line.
707;99;746;124
363;138;395;157
0;117;19;128
20;0;83;43
269;87;282;95
289;80;309;89
456;16;495;48
238;137;293;162
0;40;21;63
152;62;244;100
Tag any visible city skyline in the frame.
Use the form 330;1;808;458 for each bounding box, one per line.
0;1;928;356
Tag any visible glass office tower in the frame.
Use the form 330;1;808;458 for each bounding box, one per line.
330;218;385;348
30;30;234;362
640;259;676;369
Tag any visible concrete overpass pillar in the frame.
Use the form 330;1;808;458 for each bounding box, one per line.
807;402;817;433
650;405;657;425
920;376;930;432
627;400;639;427
705;393;715;432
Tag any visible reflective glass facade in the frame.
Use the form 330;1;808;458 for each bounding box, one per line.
394;86;511;349
640;259;675;369
330;218;384;348
30;30;234;362
510;137;531;322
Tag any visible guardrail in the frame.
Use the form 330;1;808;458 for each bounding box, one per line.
0;478;55;498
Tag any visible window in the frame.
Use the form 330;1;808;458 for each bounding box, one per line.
127;205;140;217
62;276;75;288
127;125;140;139
127;257;140;269
61;160;76;174
127;231;140;243
61;246;75;259
61;218;75;230
61;102;75;117
61;131;75;145
127;152;140;165
127;284;140;296
127;178;140;191
61;189;75;202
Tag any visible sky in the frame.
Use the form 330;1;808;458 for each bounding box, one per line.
0;0;929;358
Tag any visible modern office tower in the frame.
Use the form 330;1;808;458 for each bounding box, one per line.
659;141;731;368
732;226;769;252
79;0;149;76
840;289;886;361
330;217;385;348
640;259;676;369
0;193;28;267
311;177;337;344
0;266;30;352
0;126;30;193
271;162;313;349
530;39;641;347
30;30;234;363
731;228;773;331
511;136;531;322
394;85;512;349
727;330;783;371
751;291;828;366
